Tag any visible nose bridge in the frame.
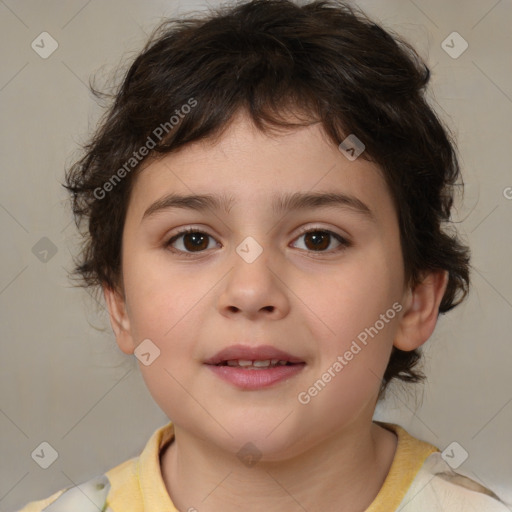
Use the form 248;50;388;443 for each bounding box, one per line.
218;233;289;317
231;233;274;290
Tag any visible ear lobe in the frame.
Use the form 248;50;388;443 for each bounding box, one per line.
103;284;135;355
394;270;449;352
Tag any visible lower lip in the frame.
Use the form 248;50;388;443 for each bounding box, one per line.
206;363;305;390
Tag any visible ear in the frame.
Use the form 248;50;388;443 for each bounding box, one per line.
103;284;135;355
394;270;449;351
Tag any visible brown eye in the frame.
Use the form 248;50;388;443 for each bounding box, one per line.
166;229;217;255
292;229;350;253
182;232;209;251
303;231;330;251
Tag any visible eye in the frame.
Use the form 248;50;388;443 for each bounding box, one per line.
291;228;351;253
165;228;219;256
164;227;351;257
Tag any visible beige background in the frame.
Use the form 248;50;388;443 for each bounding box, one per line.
1;0;511;509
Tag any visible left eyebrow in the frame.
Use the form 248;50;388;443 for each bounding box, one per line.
272;191;374;220
141;190;375;222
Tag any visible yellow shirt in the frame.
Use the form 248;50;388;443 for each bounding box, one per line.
16;421;508;511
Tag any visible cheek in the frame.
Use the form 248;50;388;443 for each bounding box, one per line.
296;250;402;348
123;249;200;338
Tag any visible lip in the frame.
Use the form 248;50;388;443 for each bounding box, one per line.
204;344;304;366
204;344;306;390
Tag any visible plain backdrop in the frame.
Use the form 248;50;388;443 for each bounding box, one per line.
1;0;511;510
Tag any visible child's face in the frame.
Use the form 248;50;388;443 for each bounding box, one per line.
109;110;411;458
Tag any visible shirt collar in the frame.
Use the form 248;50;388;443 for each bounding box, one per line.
137;420;178;511
132;420;438;511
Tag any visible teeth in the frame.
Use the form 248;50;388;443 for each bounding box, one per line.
223;359;290;368
252;360;271;368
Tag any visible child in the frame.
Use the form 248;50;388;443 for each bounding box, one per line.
16;0;509;510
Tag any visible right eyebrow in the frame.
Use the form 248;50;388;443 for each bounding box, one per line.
141;192;236;221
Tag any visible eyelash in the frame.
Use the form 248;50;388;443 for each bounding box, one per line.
164;226;352;258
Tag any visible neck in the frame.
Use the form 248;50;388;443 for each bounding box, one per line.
160;420;397;512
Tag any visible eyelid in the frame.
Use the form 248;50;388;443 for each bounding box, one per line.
293;224;349;240
291;225;352;253
165;226;219;257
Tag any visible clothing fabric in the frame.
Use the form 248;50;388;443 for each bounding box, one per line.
15;421;509;511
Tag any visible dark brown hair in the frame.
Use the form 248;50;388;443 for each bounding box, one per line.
64;0;470;397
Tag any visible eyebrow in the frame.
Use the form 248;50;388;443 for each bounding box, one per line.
141;191;374;222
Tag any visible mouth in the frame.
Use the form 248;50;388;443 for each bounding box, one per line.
215;359;300;369
204;344;306;389
204;344;305;365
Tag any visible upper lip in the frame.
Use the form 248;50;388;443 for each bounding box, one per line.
204;344;305;365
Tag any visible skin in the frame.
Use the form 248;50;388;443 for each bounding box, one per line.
104;109;447;512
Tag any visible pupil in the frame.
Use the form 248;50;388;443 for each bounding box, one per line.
184;233;208;251
306;232;329;251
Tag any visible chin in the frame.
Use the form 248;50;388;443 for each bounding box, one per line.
211;414;310;462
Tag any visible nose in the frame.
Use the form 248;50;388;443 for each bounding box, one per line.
217;241;290;321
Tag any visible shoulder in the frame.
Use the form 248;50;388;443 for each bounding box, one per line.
13;422;174;512
375;422;509;511
13;459;136;512
399;451;510;511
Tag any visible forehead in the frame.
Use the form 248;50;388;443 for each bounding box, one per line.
126;112;396;226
